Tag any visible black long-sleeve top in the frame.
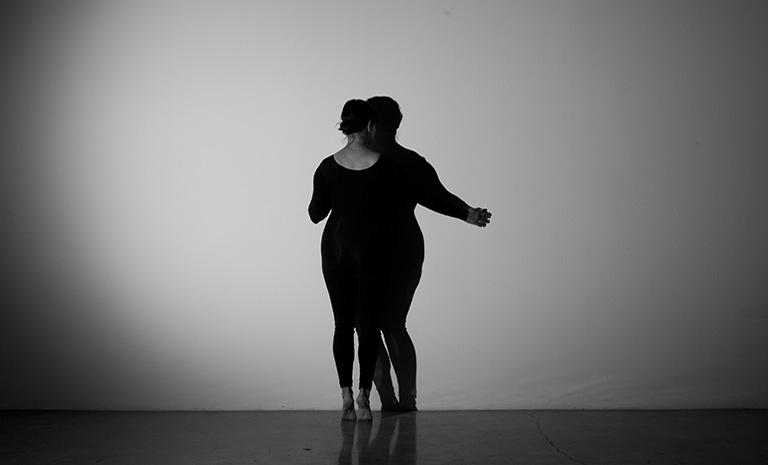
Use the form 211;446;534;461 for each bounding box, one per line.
309;155;467;273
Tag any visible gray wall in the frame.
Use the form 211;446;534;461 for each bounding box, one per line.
2;0;767;409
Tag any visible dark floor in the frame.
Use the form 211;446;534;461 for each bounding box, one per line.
1;410;766;465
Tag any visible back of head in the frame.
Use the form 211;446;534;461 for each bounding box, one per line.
367;96;402;132
339;99;378;135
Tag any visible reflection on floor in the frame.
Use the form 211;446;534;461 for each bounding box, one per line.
1;410;766;464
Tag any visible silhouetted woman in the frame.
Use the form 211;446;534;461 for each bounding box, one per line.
366;96;491;411
309;99;475;420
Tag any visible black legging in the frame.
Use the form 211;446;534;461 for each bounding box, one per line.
373;216;424;408
323;270;382;390
379;262;421;405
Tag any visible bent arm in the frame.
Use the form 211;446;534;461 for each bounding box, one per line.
308;167;331;223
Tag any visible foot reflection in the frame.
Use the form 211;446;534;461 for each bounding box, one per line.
338;412;417;465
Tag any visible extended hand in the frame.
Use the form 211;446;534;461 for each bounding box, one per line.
465;207;491;227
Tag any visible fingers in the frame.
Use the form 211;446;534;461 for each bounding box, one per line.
465;207;492;227
473;207;491;227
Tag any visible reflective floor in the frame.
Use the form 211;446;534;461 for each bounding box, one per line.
1;410;766;464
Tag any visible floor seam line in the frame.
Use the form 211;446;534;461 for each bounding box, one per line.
528;412;588;465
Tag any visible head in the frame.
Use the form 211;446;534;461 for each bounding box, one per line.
367;96;402;134
339;99;377;145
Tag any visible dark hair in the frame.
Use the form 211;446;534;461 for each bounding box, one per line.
367;96;403;131
339;99;377;135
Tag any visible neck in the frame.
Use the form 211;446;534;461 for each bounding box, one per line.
346;133;369;150
371;129;396;150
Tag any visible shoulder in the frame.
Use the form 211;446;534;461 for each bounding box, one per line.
402;147;430;168
316;155;337;171
313;156;337;183
385;145;429;171
400;146;424;161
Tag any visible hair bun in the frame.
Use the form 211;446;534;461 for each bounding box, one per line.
338;100;377;135
338;116;357;134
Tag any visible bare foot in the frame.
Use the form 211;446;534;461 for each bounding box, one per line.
356;388;373;421
341;387;356;421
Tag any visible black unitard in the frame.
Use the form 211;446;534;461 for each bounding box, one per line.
309;155;466;390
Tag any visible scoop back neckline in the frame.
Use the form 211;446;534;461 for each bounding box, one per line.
332;154;381;171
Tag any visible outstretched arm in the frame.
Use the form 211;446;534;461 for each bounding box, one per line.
411;157;491;227
413;157;471;210
404;173;492;228
413;186;469;222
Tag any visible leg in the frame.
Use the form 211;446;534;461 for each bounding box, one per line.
355;272;383;420
323;271;357;420
381;265;421;410
381;322;417;410
372;338;399;410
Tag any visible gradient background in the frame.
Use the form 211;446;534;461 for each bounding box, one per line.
2;0;767;410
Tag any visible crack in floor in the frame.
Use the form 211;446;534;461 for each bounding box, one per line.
528;413;588;465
